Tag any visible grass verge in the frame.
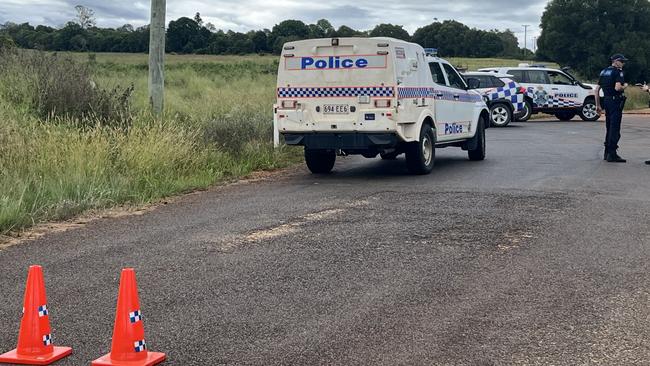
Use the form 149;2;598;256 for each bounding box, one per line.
0;50;301;236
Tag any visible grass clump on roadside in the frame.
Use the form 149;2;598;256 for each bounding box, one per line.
624;87;650;110
0;49;299;236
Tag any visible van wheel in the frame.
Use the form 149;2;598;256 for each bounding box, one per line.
579;98;599;121
304;149;336;174
489;102;512;127
405;124;435;175
468;117;486;161
515;100;532;122
554;111;577;121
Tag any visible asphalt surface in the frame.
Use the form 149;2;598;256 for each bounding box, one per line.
1;116;650;365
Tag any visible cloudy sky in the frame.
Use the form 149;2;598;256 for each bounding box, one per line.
0;0;548;47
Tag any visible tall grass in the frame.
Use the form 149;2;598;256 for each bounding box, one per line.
624;87;650;110
0;51;299;235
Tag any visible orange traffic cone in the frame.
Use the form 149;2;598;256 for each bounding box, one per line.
91;268;165;366
0;265;72;365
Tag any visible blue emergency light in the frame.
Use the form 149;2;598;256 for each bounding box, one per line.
424;48;438;56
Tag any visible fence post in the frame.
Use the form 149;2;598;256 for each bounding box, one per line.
273;105;280;148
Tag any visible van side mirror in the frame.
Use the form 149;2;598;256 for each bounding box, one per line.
466;78;480;89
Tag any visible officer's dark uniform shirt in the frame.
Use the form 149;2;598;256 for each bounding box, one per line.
598;66;625;97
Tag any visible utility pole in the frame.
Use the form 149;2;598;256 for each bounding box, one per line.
522;25;529;59
149;0;166;117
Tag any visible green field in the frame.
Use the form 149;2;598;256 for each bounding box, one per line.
1;52;648;237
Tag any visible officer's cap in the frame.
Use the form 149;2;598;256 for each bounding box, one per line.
610;54;629;62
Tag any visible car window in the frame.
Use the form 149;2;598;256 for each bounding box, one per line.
548;71;573;85
506;70;525;83
526;70;549;84
491;77;505;88
442;63;467;89
476;76;491;88
429;62;446;85
464;75;488;88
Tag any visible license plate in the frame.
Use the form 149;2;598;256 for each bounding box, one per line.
323;104;349;114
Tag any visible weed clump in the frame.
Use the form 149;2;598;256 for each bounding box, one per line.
0;49;133;127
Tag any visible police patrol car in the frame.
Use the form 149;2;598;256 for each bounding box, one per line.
479;65;600;122
463;71;526;127
275;37;490;175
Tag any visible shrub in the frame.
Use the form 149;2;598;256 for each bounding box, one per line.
0;49;133;127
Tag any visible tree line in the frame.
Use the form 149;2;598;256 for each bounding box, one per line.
0;8;524;58
537;0;650;82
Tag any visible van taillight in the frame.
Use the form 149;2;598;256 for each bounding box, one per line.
518;87;527;94
374;99;391;108
280;100;298;109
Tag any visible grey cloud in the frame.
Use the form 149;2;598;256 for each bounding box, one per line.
1;0;548;44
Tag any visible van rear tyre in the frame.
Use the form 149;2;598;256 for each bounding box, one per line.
305;149;336;174
405;123;435;175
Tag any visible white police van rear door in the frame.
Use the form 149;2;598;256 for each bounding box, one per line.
277;38;397;134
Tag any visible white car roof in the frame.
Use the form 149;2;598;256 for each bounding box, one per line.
479;66;564;73
463;71;514;78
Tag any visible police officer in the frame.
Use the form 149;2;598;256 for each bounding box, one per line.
595;54;629;163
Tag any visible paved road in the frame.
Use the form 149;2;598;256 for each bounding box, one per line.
1;116;650;365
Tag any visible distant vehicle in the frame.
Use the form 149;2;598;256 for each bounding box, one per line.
463;71;527;127
275;37;490;175
479;64;600;122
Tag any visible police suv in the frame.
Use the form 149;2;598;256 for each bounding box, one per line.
275;37;490;175
463;71;526;127
479;65;600;122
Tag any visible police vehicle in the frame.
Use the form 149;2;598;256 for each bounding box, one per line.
275;37;490;175
463;71;526;127
479;65;600;122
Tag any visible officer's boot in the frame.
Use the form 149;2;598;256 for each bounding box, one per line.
606;152;626;163
645;160;650;165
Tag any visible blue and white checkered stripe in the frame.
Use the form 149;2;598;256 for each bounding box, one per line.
398;88;482;103
398;87;434;98
487;82;525;112
526;88;581;108
43;334;52;346
38;305;48;317
134;339;146;353
129;310;142;324
277;86;394;98
544;98;580;108
510;94;525;112
488;81;518;100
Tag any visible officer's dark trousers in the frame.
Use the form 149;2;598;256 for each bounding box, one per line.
603;97;623;154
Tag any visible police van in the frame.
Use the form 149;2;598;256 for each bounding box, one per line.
275;37;490;175
479;65;600;122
